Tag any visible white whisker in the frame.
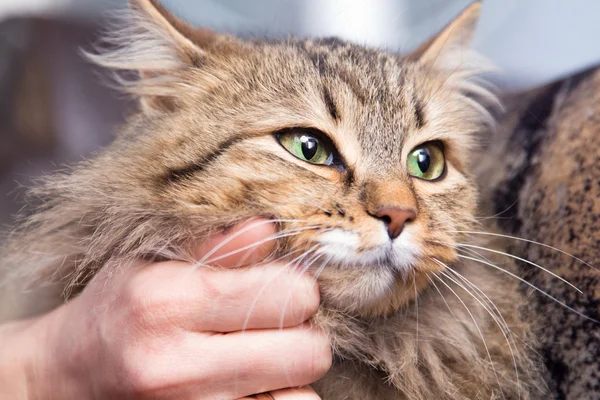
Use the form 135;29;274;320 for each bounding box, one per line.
440;262;522;398
428;273;458;321
449;230;598;272
196;219;308;265
414;270;419;344
454;243;582;293
198;225;321;267
458;254;599;323
433;272;505;398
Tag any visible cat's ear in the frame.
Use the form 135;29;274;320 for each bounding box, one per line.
407;1;481;66
86;0;237;113
129;0;205;69
407;2;500;132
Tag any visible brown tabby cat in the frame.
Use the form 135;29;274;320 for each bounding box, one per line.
0;1;546;398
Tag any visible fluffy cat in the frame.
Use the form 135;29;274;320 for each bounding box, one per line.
0;1;546;398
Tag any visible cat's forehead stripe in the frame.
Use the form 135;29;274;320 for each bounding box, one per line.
414;98;425;129
303;48;340;122
300;39;425;143
302;41;369;105
322;85;340;122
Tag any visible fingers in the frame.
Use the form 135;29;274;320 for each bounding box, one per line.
241;386;322;399
269;387;322;399
193;219;278;268
109;217;319;332
191;263;320;332
156;325;331;399
123;260;320;332
66;218;329;400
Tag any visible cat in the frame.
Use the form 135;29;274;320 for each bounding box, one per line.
0;0;546;398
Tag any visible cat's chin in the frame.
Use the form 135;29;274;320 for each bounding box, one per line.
308;228;429;316
315;262;420;317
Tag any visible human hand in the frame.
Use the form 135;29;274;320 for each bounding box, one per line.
0;219;331;399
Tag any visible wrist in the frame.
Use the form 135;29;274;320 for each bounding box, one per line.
0;318;39;400
0;304;87;400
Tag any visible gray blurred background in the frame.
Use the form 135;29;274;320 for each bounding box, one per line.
1;0;599;228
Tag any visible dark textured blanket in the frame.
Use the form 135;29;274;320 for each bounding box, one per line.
477;69;600;399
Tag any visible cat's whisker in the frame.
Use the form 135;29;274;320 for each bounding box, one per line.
241;244;321;334
425;216;480;232
445;265;515;337
310;254;333;283
235;246;321;392
438;261;522;398
198;225;320;267
439;268;518;399
294;198;334;216
278;250;325;328
267;248;307;265
457;254;599;323
233;248;311;394
432;272;506;399
454;242;582;293
227;225;323;267
448;230;598;272
474;197;521;221
276;249;328;388
278;252;331;332
451;250;545;356
431;238;580;293
426;273;510;348
432;239;596;322
425;273;492;345
413;270;419;344
427;272;458;320
454;245;501;268
236;224;338;334
196;219;310;265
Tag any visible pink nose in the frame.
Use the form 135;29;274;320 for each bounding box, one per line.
374;207;417;240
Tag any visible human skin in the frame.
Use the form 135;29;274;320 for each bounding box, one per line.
0;219;331;399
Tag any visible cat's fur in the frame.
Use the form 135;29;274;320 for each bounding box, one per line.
0;1;546;398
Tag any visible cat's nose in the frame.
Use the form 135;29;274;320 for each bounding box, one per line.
374;207;417;240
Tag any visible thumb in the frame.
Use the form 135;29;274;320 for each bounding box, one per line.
193;218;277;268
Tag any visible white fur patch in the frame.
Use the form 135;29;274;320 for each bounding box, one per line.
318;229;361;248
391;227;421;271
316;227;420;271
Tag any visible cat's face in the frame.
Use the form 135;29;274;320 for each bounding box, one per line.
94;0;493;316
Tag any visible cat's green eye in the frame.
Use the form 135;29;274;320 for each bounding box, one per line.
407;142;445;181
277;130;335;166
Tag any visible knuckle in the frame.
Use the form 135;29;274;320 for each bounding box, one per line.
123;280;154;325
310;332;333;379
197;270;223;300
289;275;321;324
303;276;321;313
114;346;167;395
113;347;153;393
122;274;177;332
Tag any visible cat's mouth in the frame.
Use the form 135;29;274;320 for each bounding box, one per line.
280;225;440;315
